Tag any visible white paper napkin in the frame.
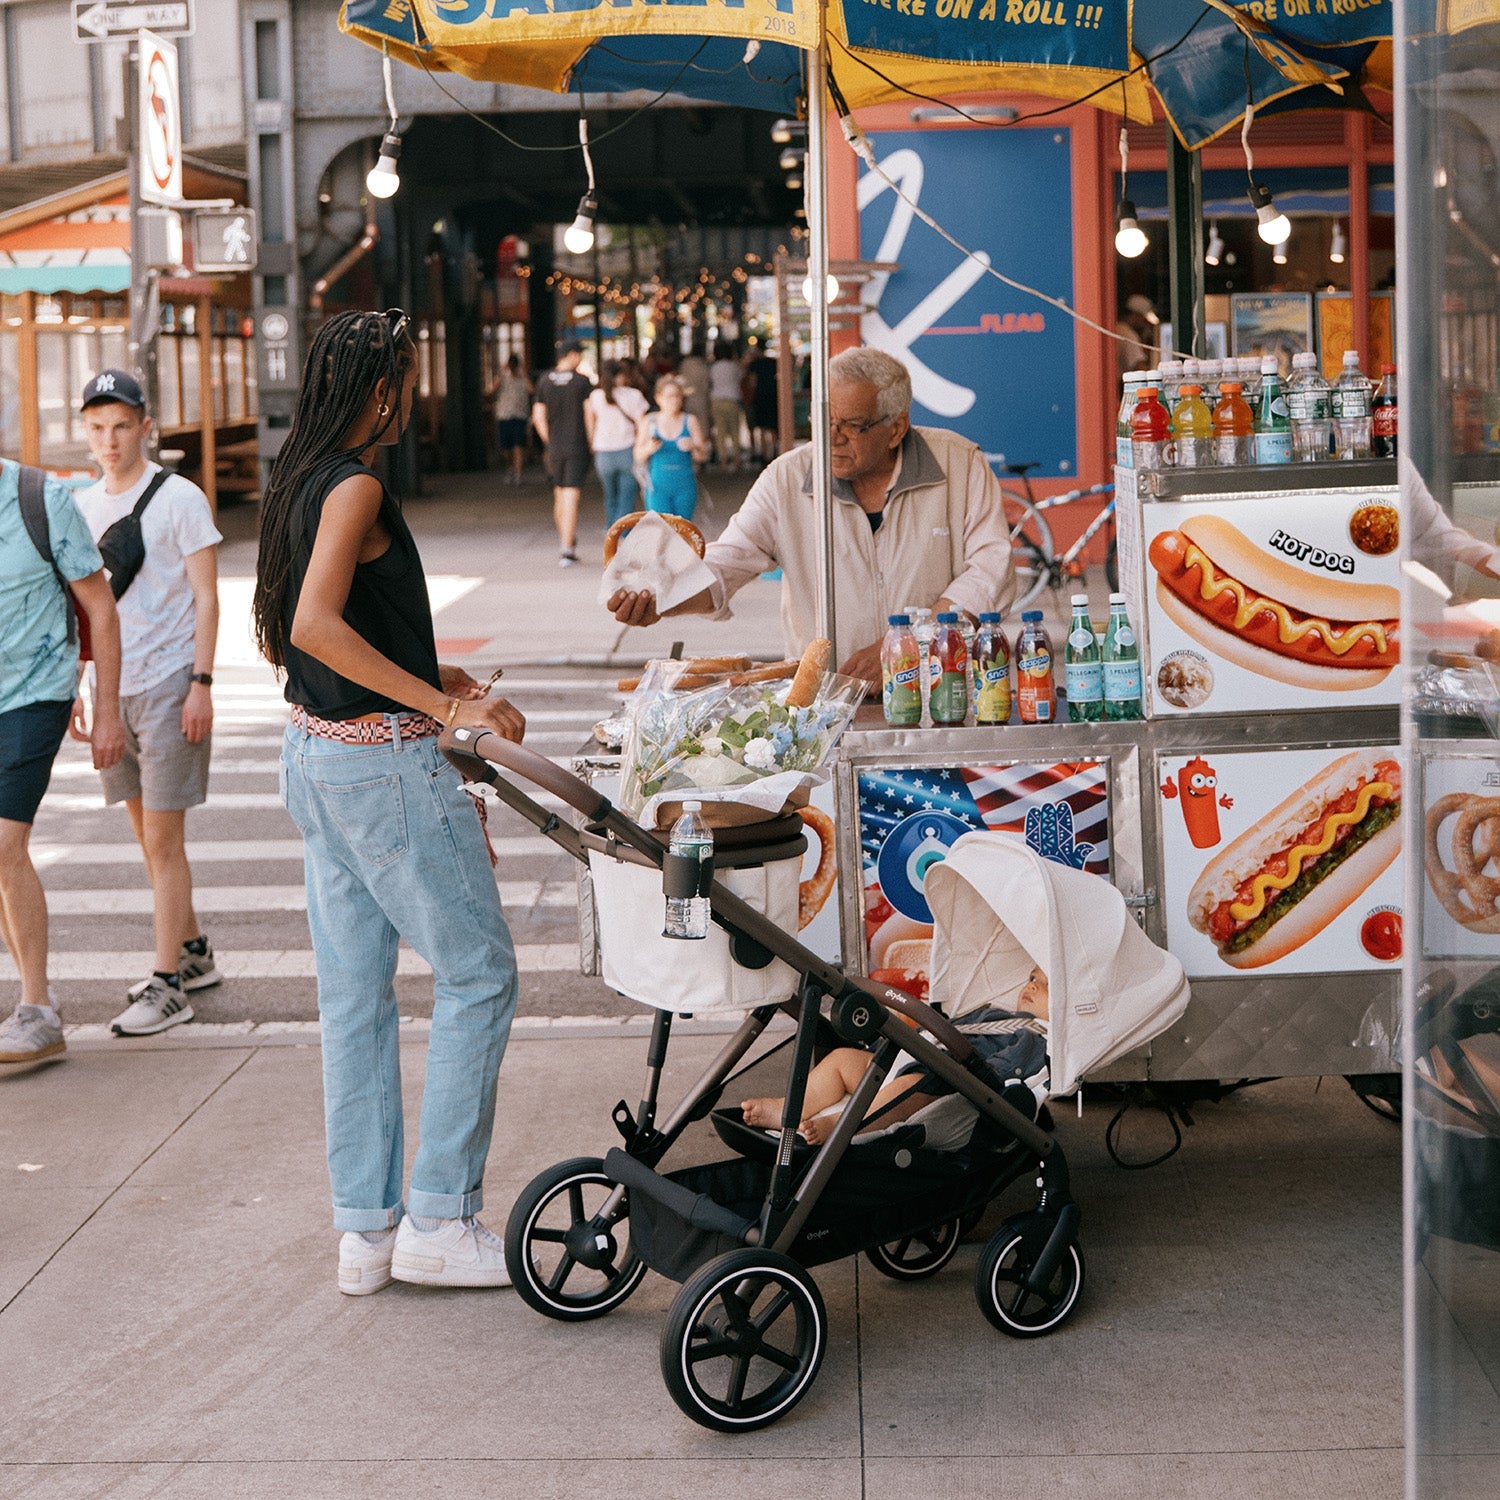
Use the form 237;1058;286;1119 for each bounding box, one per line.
598;511;718;613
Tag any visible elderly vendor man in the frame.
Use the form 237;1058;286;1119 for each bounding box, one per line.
607;346;1016;682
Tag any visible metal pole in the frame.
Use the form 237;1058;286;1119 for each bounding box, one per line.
125;38;161;458
805;36;836;655
1165;134;1203;359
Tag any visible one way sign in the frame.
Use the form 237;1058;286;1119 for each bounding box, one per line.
192;209;257;273
73;1;194;42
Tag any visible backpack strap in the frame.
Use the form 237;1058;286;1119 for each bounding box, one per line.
17;465;77;645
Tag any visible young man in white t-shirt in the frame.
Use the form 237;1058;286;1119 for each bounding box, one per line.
74;370;223;1035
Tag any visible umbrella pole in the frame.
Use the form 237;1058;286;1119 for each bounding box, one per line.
806;39;837;655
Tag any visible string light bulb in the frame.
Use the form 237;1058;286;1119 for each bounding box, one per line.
1204;222;1224;267
564;193;597;255
1329;221;1347;264
366;133;402;199
1250;182;1291;245
801;274;840;303
1115;200;1148;258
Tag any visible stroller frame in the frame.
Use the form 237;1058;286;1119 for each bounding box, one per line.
442;726;1085;1431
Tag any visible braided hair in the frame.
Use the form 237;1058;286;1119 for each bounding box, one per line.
252;310;415;668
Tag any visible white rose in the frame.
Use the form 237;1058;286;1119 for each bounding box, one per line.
700;736;724;758
743;736;778;771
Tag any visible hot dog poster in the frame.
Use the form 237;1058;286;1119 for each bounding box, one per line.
1158;745;1404;979
859;761;1110;997
1421;756;1500;958
1141;493;1401;715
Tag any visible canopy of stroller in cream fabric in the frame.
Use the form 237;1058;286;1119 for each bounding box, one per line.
923;833;1190;1098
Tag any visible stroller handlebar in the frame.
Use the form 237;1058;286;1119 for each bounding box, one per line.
843;973;974;1064
440;726;611;821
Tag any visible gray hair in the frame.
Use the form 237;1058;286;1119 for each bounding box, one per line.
828;347;912;420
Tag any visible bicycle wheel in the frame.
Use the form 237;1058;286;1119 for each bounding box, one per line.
1000;489;1053;612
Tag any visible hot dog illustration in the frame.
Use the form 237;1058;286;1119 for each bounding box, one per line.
1162;756;1234;849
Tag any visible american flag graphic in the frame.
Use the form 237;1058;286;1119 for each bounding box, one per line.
858;762;1111;882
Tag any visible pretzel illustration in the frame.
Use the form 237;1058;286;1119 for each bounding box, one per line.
798;806;837;929
602;510;705;564
1425;793;1500;932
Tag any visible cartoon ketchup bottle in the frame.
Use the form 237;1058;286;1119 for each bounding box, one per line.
1162;756;1232;849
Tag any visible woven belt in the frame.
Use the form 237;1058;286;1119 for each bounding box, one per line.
290;704;444;745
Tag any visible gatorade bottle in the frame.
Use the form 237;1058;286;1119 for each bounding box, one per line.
1131;387;1171;470
1255;357;1292;464
972;612;1011;725
1171;383;1215;468
930;612;968;727
1372;363;1398;458
881;614;922;727
1015;610;1056;725
1212;381;1254;467
1288;351;1333;462
1116;372;1145;467
1064;594;1103;723
1102;593;1144;720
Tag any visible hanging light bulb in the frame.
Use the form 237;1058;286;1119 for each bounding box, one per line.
1115;199;1148;258
778;147;803;173
1250;182;1291;245
785;171;803;191
771;118;795;144
1329;221;1347;264
366;132;402;199
564;192;597;255
800;274;840;304
1204;222;1225;267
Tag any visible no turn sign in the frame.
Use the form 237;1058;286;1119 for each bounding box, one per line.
137;28;182;207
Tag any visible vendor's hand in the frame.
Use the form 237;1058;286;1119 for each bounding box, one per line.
68;695;90;743
181;682;213;744
91;706;126;771
454;694;526;744
439;664;486;699
838;642;883;686
609;588;661;628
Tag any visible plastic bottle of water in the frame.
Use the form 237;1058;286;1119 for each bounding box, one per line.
1064;594;1103;722
1102;593;1144;720
1157;358;1184;414
1116;371;1145;468
1237;355;1263;407
664;801;713;940
1288;351;1333;462
1332;350;1372;459
1200;359;1223;411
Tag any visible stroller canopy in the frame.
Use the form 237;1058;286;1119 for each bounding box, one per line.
924;833;1190;1097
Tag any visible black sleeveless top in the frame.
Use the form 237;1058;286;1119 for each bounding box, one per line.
281;454;442;720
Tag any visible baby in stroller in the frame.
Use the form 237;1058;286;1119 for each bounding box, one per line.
742;965;1050;1144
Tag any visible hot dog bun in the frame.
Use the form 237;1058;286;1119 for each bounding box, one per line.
1155;582;1393;692
1188;749;1401;968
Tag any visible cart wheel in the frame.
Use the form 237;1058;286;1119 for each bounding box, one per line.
865;1216;964;1281
504;1156;647;1322
974;1225;1085;1338
660;1249;826;1432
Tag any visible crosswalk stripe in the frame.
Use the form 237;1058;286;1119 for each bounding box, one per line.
30;835;571;866
0;945;578;981
47;882;574;915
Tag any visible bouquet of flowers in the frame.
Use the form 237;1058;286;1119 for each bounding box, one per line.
619;653;866;819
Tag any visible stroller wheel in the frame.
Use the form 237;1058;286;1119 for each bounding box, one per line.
505;1157;647;1322
864;1217;964;1281
975;1226;1085;1338
661;1249;826;1432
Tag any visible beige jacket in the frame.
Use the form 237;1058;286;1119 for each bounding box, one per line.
706;426;1017;661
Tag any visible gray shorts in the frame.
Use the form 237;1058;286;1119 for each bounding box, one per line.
100;664;211;811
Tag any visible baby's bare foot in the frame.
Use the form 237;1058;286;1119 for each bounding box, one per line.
799;1115;835;1145
741;1097;783;1128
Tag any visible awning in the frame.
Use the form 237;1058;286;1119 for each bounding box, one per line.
0;187;131;296
0;264;130;295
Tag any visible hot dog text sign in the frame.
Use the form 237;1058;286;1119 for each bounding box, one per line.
1142;495;1401;715
1158;746;1404;978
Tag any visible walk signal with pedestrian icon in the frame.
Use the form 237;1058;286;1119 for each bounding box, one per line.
191;210;258;273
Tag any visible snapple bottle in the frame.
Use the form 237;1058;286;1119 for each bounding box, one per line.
1015;609;1056;724
930;611;969;726
972;612;1011;725
881;614;922;727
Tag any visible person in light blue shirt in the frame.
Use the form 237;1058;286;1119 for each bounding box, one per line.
0;458;124;1067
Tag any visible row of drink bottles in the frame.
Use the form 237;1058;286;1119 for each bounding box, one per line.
880;596;1144;727
1119;352;1398;470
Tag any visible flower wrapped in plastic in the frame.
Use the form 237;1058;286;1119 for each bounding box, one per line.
619;656;866;820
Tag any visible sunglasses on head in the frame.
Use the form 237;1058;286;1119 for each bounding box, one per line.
383;308;412;343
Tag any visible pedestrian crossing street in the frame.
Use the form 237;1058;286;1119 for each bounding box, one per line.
17;661;634;1025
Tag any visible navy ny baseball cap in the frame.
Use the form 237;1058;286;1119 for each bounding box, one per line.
80;369;146;410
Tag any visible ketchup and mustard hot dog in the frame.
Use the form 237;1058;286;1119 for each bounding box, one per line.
1148;513;1399;691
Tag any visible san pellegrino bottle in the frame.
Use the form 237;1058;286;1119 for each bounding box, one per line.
664;801;713;940
1116;372;1145;467
1255;357;1292;464
1102;593;1143;720
1064;594;1103;723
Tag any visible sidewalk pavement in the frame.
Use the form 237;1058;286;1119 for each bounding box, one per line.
1;1024;1411;1499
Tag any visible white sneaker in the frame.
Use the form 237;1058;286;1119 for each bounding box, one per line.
0;1003;65;1064
111;975;194;1036
338;1228;397;1296
391;1215;512;1288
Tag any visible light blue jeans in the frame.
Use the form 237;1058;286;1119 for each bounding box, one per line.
280;721;519;1231
595;446;640;528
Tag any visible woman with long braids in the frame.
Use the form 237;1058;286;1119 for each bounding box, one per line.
254;309;524;1294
